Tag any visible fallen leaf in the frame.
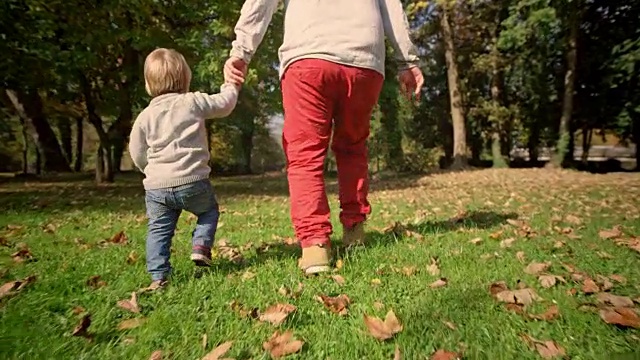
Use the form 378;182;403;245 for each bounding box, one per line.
529;305;560;321
402;266;418;277
126;251;138;264
596;275;614;292
565;215;582;225
500;238;516;248
430;349;460;360
495;288;540;306
373;301;384;310
72;306;86;315
117;292;140;313
108;230;128;244
470;237;482;245
524;262;551;275
394;344;402;360
599;307;640;328
229;300;259;319
521;335;566;359
553;241;565;249
596;293;635;307
427;258;440;276
363;310;403;341
430;278;448;289
72;314;91;338
86;275;107;289
262;331;304;358
489;281;508;296
582;278;600;294
241;270;256;281
0;275;36;299
0;237;10;247
118;318;146;330
566;288;577;296
318;294;350;316
371;278;382;285
11;248;34;263
538;275;565;289
507;219;524;227
505;303;525;314
516;251;526;262
278;283;304;298
597;251;614;259
443;321;457;330
149;350;163;360
259;303;296;326
331;275;345;285
489;230;503;239
609;274;627;284
599;226;622;239
202;341;233;360
335;259;344;270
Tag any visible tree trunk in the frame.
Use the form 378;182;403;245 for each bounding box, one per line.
74;116;83;172
240;119;254;175
109;44;138;172
5;89;72;172
528;122;540;165
57;117;73;164
551;4;578;168
379;88;404;171
632;113;640;171
35;149;42;176
581;126;591;164
490;4;508;168
80;73;114;183
440;8;467;169
20;117;28;174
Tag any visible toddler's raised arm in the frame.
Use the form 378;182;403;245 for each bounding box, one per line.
192;84;240;119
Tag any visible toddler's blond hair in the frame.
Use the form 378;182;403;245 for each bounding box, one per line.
144;48;192;97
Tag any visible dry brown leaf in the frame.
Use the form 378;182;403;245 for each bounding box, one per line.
427;258;440;276
596;293;635;307
430;349;460;360
318;294;350;316
108;230;128;244
241;270;256;281
489;230;503;239
582;278;600;294
402;266;418;277
126;251;138;264
522;335;566;359
149;350;163;360
202;341;233;360
495;288;540;306
443;321;457;330
259;303;296;326
72;306;86;315
516;251;526;263
489;281;509;296
262;331;304;359
565;215;582;225
11;248;34;263
597;251;614;259
118;318;146;330
363;310;403;341
524;262;551;275
470;237;482;245
609;274;627;284
500;238;516;248
394;344;402;360
553;241;565;249
86;275;107;289
117;292;140;313
278;283;304;298
0;275;35;299
599;226;622;239
538;275;565;289
430;278;448;289
596;275;614;292
335;259;344;270
229;300;259;319
507;219;524;227
529;305;560;321
505;303;525;314
72;314;92;338
599;307;640;328
331;275;345;285
0;237;10;247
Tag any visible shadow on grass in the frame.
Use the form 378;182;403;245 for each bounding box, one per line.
196;210;518;276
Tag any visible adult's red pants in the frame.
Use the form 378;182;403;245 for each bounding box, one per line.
281;59;384;248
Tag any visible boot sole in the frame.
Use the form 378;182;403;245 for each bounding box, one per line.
190;253;212;267
304;265;331;275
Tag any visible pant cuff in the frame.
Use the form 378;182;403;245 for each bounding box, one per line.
299;236;331;248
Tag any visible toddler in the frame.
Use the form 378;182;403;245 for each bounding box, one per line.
129;48;239;288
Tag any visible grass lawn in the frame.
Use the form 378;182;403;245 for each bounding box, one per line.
1;169;639;359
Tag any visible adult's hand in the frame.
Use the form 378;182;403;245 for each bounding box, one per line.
224;56;248;85
398;65;424;101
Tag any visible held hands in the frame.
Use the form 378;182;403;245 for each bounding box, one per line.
398;65;424;102
224;56;248;87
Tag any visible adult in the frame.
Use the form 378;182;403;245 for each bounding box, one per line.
225;0;424;275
